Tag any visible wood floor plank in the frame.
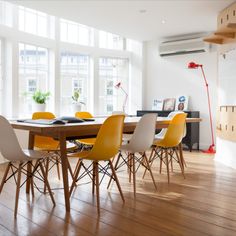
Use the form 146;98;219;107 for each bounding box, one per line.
1;151;236;235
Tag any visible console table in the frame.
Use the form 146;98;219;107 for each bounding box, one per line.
137;110;200;151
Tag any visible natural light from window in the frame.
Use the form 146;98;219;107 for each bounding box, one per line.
60;19;94;46
18;6;55;38
99;31;124;50
19;43;49;116
60;52;90;114
98;57;129;114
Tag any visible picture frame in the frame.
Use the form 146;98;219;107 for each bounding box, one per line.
163;98;176;111
152;99;163;110
175;95;189;111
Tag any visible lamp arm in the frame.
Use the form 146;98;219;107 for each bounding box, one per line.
200;66;215;147
119;86;128;112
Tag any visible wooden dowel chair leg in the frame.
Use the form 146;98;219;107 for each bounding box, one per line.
69;160;82;196
14;163;22;218
56;156;61;180
107;152;121;189
109;160;125;202
0;162;11;193
44;158;50;193
165;150;170;184
175;149;185;179
144;152;157;190
132;154;136;197
94;162;100;215
142;146;155;179
39;161;56;206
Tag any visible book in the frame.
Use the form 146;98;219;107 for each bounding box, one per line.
163;98;176;111
175;95;189;111
152;99;163;110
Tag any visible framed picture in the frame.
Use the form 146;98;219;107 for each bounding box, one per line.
175;95;189;111
152;99;163;110
163;98;176;111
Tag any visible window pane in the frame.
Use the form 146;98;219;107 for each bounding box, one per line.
98;57;129;114
99;31;124;50
60;19;94;46
18;6;54;39
19;43;49;117
60;52;89;115
0;1;13;27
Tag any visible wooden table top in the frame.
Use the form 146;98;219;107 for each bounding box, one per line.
10;116;202;138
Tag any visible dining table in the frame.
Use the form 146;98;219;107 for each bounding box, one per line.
10;116;202;212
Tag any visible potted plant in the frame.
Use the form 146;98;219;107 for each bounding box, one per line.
32;90;50;112
71;89;85;112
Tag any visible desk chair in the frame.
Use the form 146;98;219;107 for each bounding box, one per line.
0;116;55;218
147;113;187;183
68;115;125;214
32;112;74;187
108;113;157;196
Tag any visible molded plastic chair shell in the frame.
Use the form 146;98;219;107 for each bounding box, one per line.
75;111;93;119
74;111;95;146
0;116;42;161
155;111;186;139
32;112;59;150
154;113;187;148
70;115;125;161
121;113;157;153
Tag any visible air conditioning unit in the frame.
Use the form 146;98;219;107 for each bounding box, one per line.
159;37;210;57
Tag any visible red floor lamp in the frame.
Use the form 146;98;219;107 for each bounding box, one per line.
188;62;215;154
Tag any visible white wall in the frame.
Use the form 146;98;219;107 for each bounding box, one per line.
143;40;218;149
215;46;236;169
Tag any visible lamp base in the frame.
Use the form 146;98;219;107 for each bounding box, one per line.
202;144;216;154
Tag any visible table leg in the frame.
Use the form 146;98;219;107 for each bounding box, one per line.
26;132;34;194
59;132;70;212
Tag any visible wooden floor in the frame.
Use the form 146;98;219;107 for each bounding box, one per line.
1;151;236;236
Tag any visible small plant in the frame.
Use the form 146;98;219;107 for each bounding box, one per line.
72;89;85;104
32;90;50;104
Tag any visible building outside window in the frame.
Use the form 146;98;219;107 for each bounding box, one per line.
99;31;124;50
98;57;129;114
18;6;55;38
19;43;49;116
60;19;94;46
60;52;89;114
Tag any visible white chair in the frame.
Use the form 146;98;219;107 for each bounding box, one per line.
0;116;55;218
108;113;158;196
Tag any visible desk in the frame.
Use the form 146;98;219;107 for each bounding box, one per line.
11;116;201;212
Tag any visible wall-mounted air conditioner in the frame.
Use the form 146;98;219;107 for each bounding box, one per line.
159;37;210;57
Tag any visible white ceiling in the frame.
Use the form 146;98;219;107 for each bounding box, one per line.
10;0;235;41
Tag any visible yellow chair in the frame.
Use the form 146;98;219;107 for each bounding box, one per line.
147;113;187;183
32;112;74;184
68;115;125;214
75;111;96;146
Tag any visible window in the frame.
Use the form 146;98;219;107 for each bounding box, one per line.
60;19;94;46
98;57;129;114
99;31;124;50
60;52;90;114
19;43;49;116
0;0;13;27
18;6;55;38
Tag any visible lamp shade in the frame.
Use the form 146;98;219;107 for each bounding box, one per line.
188;61;202;69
